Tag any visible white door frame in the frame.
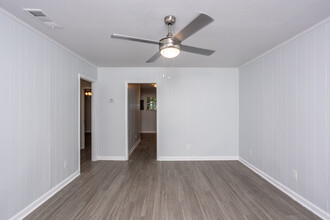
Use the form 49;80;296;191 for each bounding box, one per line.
125;81;159;160
78;73;98;169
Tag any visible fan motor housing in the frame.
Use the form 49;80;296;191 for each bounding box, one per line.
159;37;181;51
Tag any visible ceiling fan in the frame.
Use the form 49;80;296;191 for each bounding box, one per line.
111;13;215;63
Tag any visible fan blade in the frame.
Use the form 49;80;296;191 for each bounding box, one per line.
146;52;161;63
181;45;215;56
111;34;159;45
174;13;214;42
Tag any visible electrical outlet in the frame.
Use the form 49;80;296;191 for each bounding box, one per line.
291;169;298;180
64;160;68;169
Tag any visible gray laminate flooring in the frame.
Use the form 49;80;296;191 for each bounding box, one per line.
81;133;91;168
25;134;320;220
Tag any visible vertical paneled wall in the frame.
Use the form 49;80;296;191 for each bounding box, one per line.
128;84;141;152
0;11;97;219
239;20;330;216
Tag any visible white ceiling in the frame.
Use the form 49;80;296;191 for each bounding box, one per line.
1;0;330;67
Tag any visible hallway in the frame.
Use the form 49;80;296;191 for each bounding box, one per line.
81;133;91;168
129;133;156;161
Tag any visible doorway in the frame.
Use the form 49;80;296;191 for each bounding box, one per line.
126;83;157;160
78;74;97;170
80;79;92;166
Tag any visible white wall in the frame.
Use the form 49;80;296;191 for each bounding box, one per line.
239;20;330;218
0;11;97;219
128;84;140;152
97;68;239;160
141;87;157;133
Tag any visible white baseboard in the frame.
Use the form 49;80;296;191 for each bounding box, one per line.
97;156;126;161
140;131;156;133
9;170;80;220
158;156;239;161
129;138;141;155
239;157;330;220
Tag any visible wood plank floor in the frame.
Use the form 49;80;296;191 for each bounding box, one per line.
80;133;91;168
26;134;320;220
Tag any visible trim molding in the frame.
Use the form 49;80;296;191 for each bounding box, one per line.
158;156;238;161
129;139;141;155
97;156;126;161
9;170;80;220
239;157;330;220
140;131;157;133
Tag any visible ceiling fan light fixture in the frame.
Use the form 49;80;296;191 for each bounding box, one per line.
159;37;181;59
111;13;215;63
160;47;180;58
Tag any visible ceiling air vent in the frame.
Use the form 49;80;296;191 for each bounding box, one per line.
23;9;62;29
